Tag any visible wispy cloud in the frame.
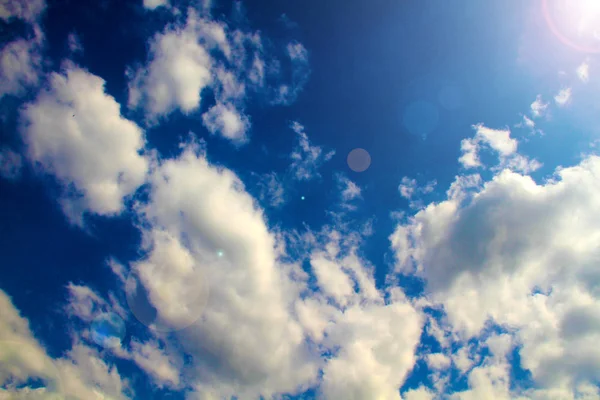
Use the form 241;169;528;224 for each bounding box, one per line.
289;121;335;181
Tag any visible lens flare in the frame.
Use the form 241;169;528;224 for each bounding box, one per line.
90;312;126;348
543;0;600;53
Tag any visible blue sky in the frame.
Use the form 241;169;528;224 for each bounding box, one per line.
1;0;600;398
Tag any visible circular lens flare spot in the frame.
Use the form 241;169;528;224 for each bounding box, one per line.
90;312;126;349
347;148;371;172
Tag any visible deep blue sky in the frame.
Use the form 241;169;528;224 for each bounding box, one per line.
1;0;600;399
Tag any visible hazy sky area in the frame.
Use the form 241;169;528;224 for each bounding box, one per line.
1;0;600;398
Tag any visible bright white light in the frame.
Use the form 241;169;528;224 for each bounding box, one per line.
543;0;600;52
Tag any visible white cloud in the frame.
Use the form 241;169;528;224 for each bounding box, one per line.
127;339;181;389
129;144;320;398
577;61;589;83
64;283;107;322
128;12;221;119
399;177;417;199
289;122;335;180
98;140;427;399
0;148;23;180
143;0;169;9
530;95;548;118
390;155;600;396
319;301;423;400
523;115;535;128
0;289;131;399
202;102;250;143
214;66;246;102
458;124;539;174
20;65;149;223
0;38;42;99
473;124;517;156
340;176;361;201
459;138;481;168
0;0;45;22
554;87;572;106
404;386;436;400
426;352;451;370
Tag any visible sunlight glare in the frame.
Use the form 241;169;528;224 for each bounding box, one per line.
543;0;600;52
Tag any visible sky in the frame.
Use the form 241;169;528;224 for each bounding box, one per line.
1;0;600;399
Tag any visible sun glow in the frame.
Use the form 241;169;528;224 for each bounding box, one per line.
543;0;600;52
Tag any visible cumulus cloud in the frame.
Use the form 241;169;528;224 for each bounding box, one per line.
289;122;335;180
458;124;540;174
79;138;425;399
202;102;250;143
127;12;216;119
0;148;23;180
20;64;149;223
127;143;320;398
0;289;131;399
390;154;600;397
143;0;169;10
554;87;572;106
0;38;42;99
530;95;548;118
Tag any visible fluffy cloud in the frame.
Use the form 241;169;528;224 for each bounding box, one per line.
202;102;250;143
142;0;169;10
339;176;361;201
0;289;131;399
289;122;335;180
0;37;42;99
554;87;572;106
128;12;216;118
390;155;600;396
126;143;319;398
127;339;181;389
530;95;548;118
20;64;149;223
96;140;425;399
458;124;540;174
319;301;423;400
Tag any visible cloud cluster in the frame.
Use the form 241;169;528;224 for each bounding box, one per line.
391;154;600;396
0;289;132;399
289;121;335;181
129;8;310;144
459;123;541;173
